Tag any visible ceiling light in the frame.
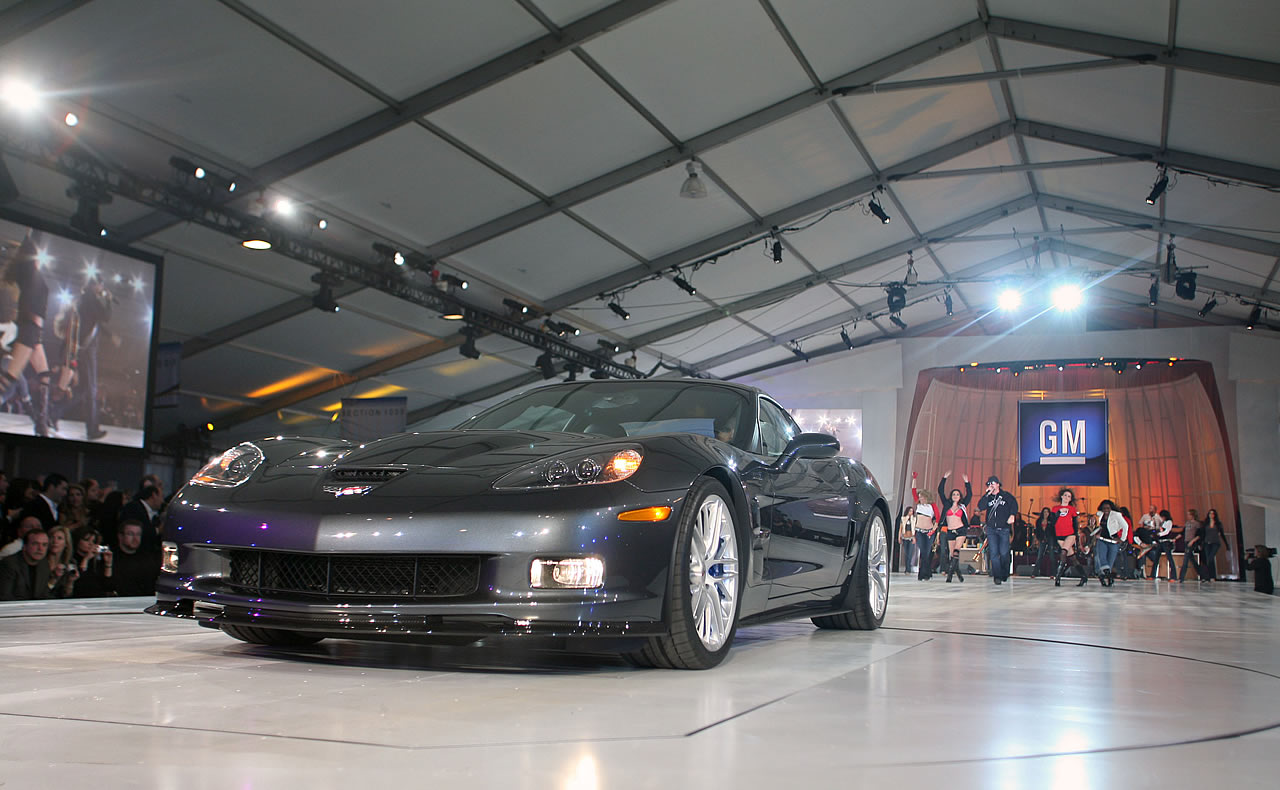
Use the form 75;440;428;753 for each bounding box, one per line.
503;298;530;315
241;225;272;250
1148;278;1159;306
597;339;620;354
679;161;706;199
1051;283;1083;311
1057;364;1065;371
840;326;854;349
608;301;630;320
273;198;295;216
536;351;557;379
997;289;1022;311
564;364;580;383
886;283;907;313
1;77;41;114
315;218;327;230
1145;169;1169;205
441;273;468;290
168;156;201;178
1175;270;1197;300
889;314;907;331
1247;305;1262;330
868;194;890;224
458;328;480;360
441;311;464;320
64;112;78;127
1198;295;1218;317
548;319;580;336
312;283;339;313
673;273;696;295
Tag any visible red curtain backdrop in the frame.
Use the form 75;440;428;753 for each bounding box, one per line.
900;362;1240;575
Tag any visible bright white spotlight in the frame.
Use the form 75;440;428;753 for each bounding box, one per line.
1051;283;1083;311
1;78;41;114
64;112;79;127
273;198;295;216
997;289;1022;311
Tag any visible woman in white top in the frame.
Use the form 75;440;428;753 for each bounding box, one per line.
913;488;938;581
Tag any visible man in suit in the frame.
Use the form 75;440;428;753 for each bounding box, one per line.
20;473;68;529
0;527;51;600
119;484;164;555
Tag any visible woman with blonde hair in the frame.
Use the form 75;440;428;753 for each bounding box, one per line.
913;483;939;581
59;483;90;534
44;525;78;597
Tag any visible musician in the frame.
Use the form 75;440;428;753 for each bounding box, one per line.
977;476;1017;585
937;471;971;583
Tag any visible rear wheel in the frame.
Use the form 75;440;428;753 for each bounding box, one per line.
812;508;889;630
221;624;325;647
626;479;741;669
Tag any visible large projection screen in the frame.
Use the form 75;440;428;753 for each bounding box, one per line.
0;216;161;449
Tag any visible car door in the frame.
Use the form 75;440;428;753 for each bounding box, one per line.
756;398;849;601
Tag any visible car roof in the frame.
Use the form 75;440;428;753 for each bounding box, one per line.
527;378;766;400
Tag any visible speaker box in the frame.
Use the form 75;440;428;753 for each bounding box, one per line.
1015;563;1037;577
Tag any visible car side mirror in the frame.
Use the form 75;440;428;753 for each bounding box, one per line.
771;432;840;471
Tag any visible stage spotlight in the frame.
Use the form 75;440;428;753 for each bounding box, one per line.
771;237;783;264
889;314;907;331
944;290;953;317
868;194;890;224
1148;278;1159;306
0;77;41;114
1247;305;1262;330
997;289;1022;311
503;298;530;316
548;320;580;337
1198;296;1218;317
536;351;557;379
1115;361;1126;374
441;273;468;290
597;339;620;354
458;328;480;360
1145;169;1169;205
679;161;707;199
64;112;78;127
608;301;631;320
886;283;907;313
1051;283;1083;311
67;183;111;238
372;242;405;266
241;225;272;250
1057;364;1065;371
312;282;339;313
840;326;854;349
673;273;697;295
1175;271;1197;300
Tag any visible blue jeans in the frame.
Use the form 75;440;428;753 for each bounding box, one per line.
986;527;1010;581
1202;543;1220;580
915;531;935;579
1149;540;1176;579
1095;540;1120;573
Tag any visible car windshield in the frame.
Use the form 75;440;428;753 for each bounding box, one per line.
458;381;754;449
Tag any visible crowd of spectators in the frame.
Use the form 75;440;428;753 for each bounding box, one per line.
0;469;166;600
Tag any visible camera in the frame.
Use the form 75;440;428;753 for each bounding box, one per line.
1247;546;1276;559
97;545;109;555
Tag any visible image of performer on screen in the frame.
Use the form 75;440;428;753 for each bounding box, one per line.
977;475;1017;585
53;271;114;441
0;236;53;436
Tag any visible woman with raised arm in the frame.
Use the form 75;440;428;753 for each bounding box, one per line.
937;470;972;582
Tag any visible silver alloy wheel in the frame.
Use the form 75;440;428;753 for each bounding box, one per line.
867;513;888;620
687;493;739;651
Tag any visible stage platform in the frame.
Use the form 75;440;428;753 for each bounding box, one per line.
2;578;1276;788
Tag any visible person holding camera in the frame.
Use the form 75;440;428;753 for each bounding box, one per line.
43;525;78;598
71;528;114;597
1246;546;1275;595
977;475;1018;585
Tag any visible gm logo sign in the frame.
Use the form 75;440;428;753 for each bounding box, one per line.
1019;400;1109;486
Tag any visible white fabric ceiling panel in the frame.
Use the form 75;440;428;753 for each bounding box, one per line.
1;155;154;227
1166;71;1280;170
427;53;669;196
784;207;915;275
701;104;870;217
1163;238;1274;292
1079;231;1162;266
998;40;1165;145
651;317;765;365
145;223;320;291
687;249;814;303
570;162;753;259
891;141;1029;231
282;124;535;247
1176;0;1280;63
241;0;545;101
932;237;1024;277
739;286;852;338
707;345;796;378
772;0;976;83
0;0;383;165
563;276;708;341
986;0;1169;42
158;254;297;339
837;43;1005;169
371;354;534;403
447;213;638;303
531;0;616;28
179;344;323;400
1026;139;1164;219
1161;176;1280;244
1040;206;1117;232
237;309;432;373
334;287;453;338
580;0;812;141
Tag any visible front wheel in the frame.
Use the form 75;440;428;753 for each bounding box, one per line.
812;508;889;630
626;478;742;669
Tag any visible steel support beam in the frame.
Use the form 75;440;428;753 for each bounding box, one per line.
181;281;366;359
889;155;1139;181
988;16;1280;87
1016;121;1280;189
832;57;1142;97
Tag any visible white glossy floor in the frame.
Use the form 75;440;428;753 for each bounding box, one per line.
2;576;1277;789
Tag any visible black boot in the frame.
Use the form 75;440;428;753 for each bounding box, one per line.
1054;557;1066;586
1076;555;1089;586
34;372;51;437
953;554;964;582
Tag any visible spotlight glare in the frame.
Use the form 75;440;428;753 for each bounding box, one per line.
1;78;41;114
64;112;78;127
1050;283;1083;311
194;167;206;179
273;198;294;216
316;218;327;230
997;289;1022;311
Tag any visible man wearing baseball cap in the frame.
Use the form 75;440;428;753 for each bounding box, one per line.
977;475;1018;584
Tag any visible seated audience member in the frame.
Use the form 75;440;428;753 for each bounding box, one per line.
2;477;35;529
0;527;52;600
96;490;126;548
1246;546;1275;595
0;514;41;559
110;520;158;597
120;484;165;556
58;484;91;534
71;528;113;598
21;473;69;530
44;525;78;598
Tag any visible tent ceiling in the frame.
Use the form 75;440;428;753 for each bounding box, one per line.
0;0;1276;446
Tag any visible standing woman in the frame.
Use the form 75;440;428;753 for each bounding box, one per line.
1093;500;1127;586
914;488;939;581
937;471;972;582
0;237;54;436
897;505;917;574
1150;510;1177;581
1033;507;1055;577
1201;509;1226;582
1178;509;1202;582
1051;488;1084;586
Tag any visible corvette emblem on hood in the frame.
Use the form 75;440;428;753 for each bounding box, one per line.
323;484;375;497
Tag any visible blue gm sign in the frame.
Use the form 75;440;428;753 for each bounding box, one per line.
1018;399;1109;486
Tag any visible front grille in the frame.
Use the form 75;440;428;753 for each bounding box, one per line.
330;467;406;483
227;551;481;599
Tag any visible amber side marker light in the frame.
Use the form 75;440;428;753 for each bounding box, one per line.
618;506;672;522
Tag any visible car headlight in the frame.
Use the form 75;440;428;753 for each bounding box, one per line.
190;442;265;488
493;447;642;490
160;541;179;573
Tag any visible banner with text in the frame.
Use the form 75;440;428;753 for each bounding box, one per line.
1018;399;1109;486
341;397;407;443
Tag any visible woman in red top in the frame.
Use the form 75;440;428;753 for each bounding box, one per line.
1051;488;1083;586
937;471;971;582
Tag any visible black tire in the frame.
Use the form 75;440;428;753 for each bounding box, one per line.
812;507;889;630
221;623;325;647
624;478;743;670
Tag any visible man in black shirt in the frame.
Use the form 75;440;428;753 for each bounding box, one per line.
111;520;158;597
977;475;1018;585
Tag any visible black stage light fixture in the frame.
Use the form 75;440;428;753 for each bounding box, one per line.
868;194;891;224
1148;278;1159;306
1247;305;1262;330
1198;295;1218;317
67;182;111;238
889;314;907;331
168;156;202;179
458;328;480;360
440;273;468;290
536;351;557;379
550;320;580;337
590;368;610;380
597;339;620;354
0;159;18;205
944;290;954;317
1145;169;1169;205
372;242;405;266
564;363;580;383
241;223;272;250
771;237;783;264
673;273;696;295
608;301;631;320
503;298;529;315
840;326;854;349
1175;270;1197;300
312;283;339;313
886;283;907;313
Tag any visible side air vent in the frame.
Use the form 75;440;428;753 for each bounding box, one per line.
330;467;406;483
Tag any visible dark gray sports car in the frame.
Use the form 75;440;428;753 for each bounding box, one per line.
148;379;890;669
